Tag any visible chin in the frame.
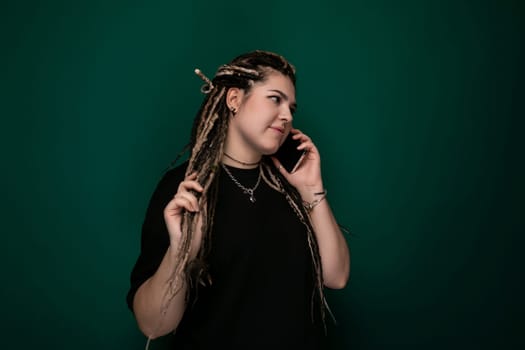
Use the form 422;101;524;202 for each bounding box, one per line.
261;145;280;156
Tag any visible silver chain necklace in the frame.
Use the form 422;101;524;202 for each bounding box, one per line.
220;163;262;203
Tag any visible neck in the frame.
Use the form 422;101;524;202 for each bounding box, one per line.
222;152;261;169
223;128;262;169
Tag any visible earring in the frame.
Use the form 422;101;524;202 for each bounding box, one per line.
230;107;237;115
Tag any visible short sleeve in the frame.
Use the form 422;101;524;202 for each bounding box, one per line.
126;162;188;313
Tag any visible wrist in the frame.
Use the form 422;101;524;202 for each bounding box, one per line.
302;189;327;212
299;183;324;202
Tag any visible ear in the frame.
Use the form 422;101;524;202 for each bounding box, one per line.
226;87;243;112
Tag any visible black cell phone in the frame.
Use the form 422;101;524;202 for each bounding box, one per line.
273;133;307;173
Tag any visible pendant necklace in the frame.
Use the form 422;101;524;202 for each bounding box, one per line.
220;163;262;203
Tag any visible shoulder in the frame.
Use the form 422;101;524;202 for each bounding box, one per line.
146;161;189;209
158;161;188;188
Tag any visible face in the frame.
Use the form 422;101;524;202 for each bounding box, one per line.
225;72;297;158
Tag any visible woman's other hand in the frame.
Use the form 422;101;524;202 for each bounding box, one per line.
163;173;204;259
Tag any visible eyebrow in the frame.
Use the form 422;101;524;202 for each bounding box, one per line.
268;89;297;111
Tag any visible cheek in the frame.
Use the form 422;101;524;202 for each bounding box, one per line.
251;99;269;113
244;102;271;121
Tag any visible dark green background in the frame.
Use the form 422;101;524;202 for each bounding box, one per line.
2;0;523;349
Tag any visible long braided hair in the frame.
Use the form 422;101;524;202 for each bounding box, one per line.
162;50;332;328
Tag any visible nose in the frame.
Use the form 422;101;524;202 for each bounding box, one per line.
279;106;293;123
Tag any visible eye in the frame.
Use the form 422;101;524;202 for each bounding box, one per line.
269;95;281;104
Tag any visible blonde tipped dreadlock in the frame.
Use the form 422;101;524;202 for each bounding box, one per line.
161;50;333;330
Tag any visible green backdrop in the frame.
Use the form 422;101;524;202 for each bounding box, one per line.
2;0;523;349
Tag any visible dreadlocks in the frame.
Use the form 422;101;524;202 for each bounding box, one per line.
162;50;331;328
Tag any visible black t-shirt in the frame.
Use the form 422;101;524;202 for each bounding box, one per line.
127;161;326;349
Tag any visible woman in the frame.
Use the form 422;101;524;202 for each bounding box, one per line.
126;50;350;349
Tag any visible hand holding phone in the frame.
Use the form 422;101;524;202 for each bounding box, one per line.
272;133;307;173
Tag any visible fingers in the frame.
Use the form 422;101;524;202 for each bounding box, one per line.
165;173;204;216
171;193;200;213
178;173;204;195
271;157;288;175
289;128;315;153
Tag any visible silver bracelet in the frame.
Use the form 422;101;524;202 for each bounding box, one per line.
303;189;327;211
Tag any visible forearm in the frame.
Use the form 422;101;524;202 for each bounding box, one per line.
133;245;188;339
305;192;350;289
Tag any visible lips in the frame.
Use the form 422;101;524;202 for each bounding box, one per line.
270;126;284;134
